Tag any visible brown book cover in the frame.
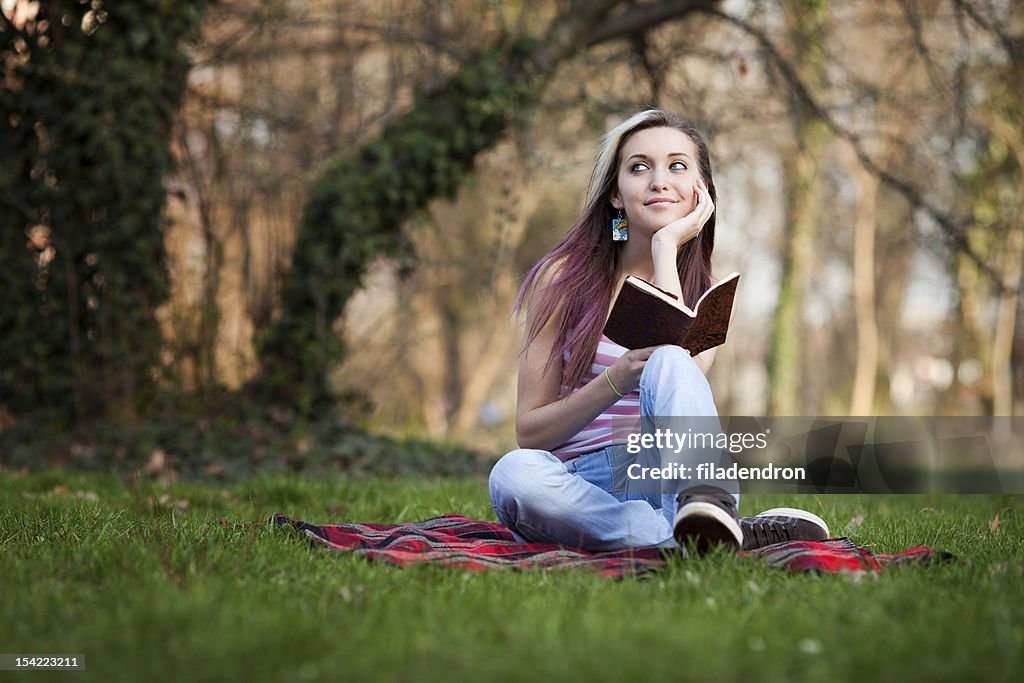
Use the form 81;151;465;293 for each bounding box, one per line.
604;273;739;355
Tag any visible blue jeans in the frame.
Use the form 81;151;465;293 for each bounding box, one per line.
489;345;738;551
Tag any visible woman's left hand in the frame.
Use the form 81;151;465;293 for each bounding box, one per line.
651;177;715;251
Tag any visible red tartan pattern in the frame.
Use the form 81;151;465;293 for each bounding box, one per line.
273;514;953;577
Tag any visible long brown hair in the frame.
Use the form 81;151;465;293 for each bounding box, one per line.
516;109;718;394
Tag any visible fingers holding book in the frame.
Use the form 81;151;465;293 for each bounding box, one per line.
605;345;663;396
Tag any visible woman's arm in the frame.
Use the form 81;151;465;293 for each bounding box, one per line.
515;272;658;451
650;177;715;299
648;177;718;374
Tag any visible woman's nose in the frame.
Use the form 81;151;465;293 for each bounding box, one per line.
649;171;668;191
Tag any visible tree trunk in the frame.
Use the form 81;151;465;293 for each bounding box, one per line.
989;114;1024;416
450;159;541;439
846;145;880;416
992;223;1022;416
768;0;831;416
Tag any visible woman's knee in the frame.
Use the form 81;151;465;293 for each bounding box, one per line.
489;448;556;501
641;345;707;388
489;448;563;529
646;344;696;373
639;345;716;416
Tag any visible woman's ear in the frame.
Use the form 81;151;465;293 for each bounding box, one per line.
610;193;623;210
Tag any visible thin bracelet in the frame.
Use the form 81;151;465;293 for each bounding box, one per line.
603;367;624;398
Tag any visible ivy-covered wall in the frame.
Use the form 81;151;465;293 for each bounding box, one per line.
0;1;209;423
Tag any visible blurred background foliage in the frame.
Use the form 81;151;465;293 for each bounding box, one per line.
1;0;1022;475
1;0;208;421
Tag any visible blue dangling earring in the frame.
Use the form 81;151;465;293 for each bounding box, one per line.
611;209;628;241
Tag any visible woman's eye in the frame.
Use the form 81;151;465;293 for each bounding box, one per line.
631;162;650;172
670;161;687;170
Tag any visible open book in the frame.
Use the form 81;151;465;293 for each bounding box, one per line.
603;273;740;355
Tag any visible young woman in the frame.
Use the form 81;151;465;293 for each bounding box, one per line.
489;109;829;554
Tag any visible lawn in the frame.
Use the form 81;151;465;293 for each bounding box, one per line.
1;469;1022;682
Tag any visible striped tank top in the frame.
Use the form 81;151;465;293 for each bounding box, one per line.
551;335;641;461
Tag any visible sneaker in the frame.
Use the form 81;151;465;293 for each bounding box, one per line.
739;508;830;551
673;486;743;555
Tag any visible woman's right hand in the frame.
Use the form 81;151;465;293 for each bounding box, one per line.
606;345;663;396
651;177;715;252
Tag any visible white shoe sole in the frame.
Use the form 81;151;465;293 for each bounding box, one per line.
755;507;829;537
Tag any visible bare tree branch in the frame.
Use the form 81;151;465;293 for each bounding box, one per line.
700;4;1009;292
586;0;719;47
530;0;622;70
952;0;1023;80
203;20;470;64
898;0;954;93
629;33;663;102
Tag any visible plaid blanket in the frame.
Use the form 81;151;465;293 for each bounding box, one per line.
273;513;954;577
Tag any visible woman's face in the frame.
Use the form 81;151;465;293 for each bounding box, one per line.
610;126;703;237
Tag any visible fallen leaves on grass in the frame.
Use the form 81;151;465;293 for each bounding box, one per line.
337;585;366;603
144;449;167;475
142;448;178;485
988;563;1007;576
149;494;189;511
21;485;99;502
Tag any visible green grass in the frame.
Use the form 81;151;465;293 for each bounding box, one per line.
1;470;1022;683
